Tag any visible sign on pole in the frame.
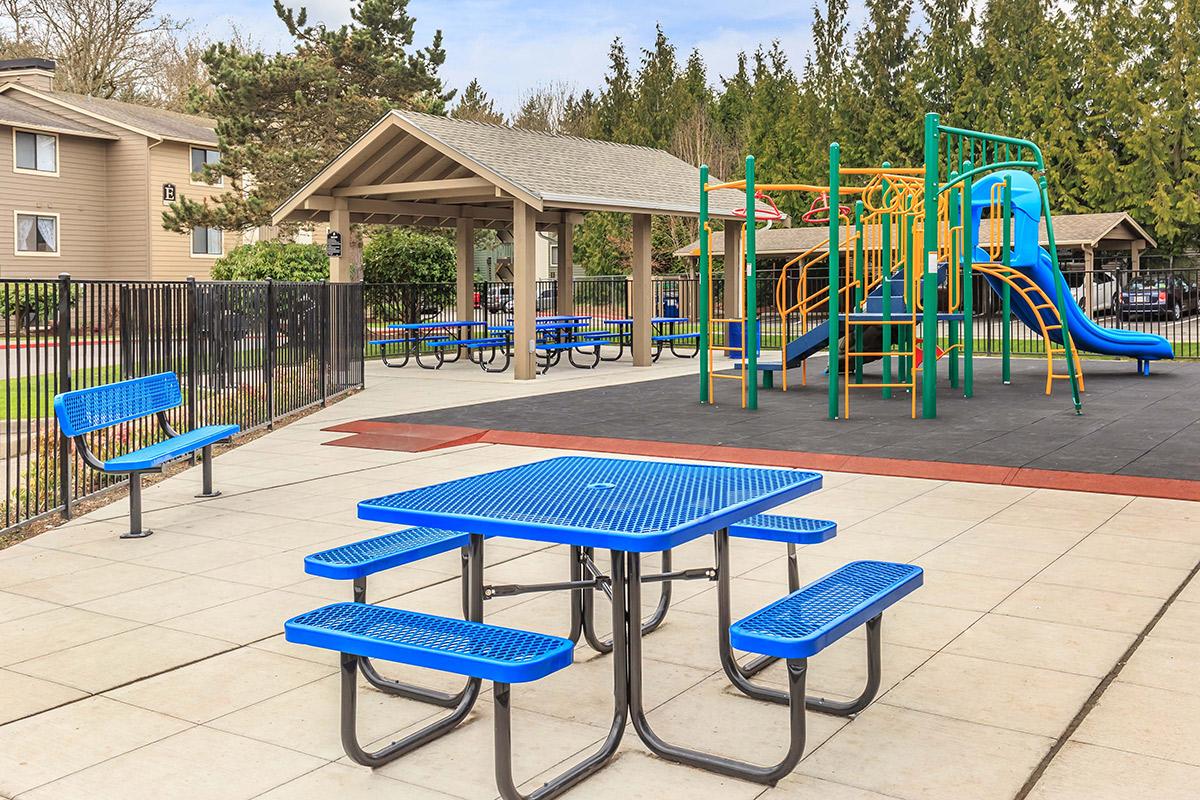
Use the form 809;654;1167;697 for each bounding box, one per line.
326;231;342;258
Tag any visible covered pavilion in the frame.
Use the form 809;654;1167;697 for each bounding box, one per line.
273;110;745;379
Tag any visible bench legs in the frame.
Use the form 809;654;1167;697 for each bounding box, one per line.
715;534;883;717
578;547;672;655
494;550;630;800
121;471;153;539
627;546;809;784
194;445;221;498
354;542;481;708
341;651;483;767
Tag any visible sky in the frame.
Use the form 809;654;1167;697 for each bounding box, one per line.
158;0;868;113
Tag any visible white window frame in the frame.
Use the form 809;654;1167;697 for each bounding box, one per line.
13;210;60;257
13;130;58;177
190;225;223;258
189;146;222;187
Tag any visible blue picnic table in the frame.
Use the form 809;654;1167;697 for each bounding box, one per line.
286;455;924;794
370;320;493;369
602;316;697;361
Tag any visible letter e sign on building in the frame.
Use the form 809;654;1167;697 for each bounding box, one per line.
162;183;176;205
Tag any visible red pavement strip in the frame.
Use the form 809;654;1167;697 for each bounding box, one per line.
321;420;1200;502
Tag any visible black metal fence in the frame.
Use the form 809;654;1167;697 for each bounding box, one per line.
363;266;1200;362
1;276;364;533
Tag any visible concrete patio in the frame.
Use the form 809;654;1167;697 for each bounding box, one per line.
1;359;1199;800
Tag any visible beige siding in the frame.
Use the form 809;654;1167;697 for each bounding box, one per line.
149;140;225;280
0;125;112;278
105;134;151;278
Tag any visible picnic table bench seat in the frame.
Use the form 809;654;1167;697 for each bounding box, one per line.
286;602;573;684
53;372;239;539
286;601;593;794
651;332;699;342
427;337;507;349
720;559;922;720
305;526;473;580
729;514;837;544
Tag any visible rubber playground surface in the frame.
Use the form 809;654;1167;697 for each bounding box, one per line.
364;357;1200;495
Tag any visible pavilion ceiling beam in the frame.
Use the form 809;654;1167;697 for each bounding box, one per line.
332;176;494;199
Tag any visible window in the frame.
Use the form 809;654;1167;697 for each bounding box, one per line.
550;244;559;267
15;212;58;254
190;147;221;185
14;131;57;174
191;226;222;256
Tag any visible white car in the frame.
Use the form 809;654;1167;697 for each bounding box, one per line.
1065;269;1118;315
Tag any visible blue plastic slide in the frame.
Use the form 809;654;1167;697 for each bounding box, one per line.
970;171;1173;363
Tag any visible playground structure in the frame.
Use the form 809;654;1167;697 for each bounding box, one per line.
697;113;1174;418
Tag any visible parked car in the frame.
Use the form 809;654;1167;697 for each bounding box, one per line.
1064;269;1118;314
497;286;558;314
1118;273;1200;321
486;284;512;313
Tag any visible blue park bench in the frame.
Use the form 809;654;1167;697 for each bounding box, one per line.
53;372;239;539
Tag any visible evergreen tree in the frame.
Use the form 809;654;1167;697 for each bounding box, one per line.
452;78;504;124
163;0;449;232
629;25;681;149
842;0;920;166
715;52;753;157
912;0;974;117
596;37;636;141
803;0;850;136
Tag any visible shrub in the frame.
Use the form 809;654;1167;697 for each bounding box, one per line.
362;228;457;323
361;228;455;283
212;242;329;281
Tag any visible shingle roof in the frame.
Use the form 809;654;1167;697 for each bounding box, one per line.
394;110;745;216
674;212;1155;257
48;91;217;145
0;94;115;138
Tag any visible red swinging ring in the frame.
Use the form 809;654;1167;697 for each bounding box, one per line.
801;192;852;224
734;191;785;222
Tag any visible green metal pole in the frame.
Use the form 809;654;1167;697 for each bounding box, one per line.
901;194;914;384
1040;175;1082;414
699;164;710;404
962;162;974;398
947;173;960;390
922;113;940;418
827;142;841;420
853;199;865;384
1001;176;1012;384
745;155;758;411
881;165;893;400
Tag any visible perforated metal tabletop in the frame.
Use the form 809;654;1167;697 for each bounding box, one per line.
358;456;822;552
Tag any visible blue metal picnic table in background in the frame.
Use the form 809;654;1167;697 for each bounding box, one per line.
602;317;696;361
370;320;491;369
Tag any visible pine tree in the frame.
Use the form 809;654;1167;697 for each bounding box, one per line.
596;37;636;142
452;78;504;124
163;0;450;232
842;0;920;167
630;25;681;149
803;0;850;136
715;52;753;163
912;0;974;118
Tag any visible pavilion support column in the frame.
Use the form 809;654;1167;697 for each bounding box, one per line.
513;202;538;380
1082;244;1095;317
329;199;353;282
632;213;653;367
723;223;742;320
1131;240;1144;273
556;221;574;315
455;218;474;323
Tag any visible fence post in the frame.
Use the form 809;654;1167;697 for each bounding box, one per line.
320;281;329;407
56;272;71;519
266;278;276;428
186;277;199;461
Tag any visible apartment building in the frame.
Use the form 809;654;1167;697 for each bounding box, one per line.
0;58;229;280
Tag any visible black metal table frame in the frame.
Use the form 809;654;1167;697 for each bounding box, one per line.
599;318;696;362
377;322;488;370
337;528;885;798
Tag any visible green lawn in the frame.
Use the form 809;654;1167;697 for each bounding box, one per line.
1;367;111;420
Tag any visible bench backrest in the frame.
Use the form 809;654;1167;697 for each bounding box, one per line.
54;372;182;437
